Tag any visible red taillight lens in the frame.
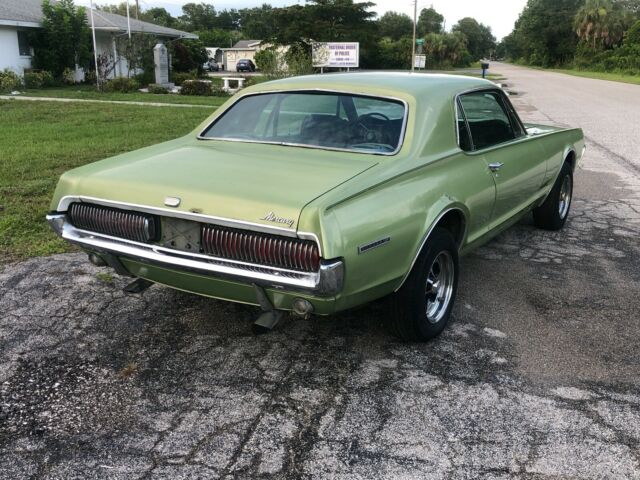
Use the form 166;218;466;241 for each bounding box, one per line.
201;225;320;272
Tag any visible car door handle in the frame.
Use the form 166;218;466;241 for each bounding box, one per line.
488;162;504;172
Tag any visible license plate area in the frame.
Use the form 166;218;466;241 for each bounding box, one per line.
160;217;201;253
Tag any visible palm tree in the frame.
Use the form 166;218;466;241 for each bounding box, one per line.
575;0;631;49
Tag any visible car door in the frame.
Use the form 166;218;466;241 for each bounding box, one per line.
458;89;547;230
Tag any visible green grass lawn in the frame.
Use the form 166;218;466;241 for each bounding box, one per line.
19;85;230;107
0;100;214;264
548;69;640;86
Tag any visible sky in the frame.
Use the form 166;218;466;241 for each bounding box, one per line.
79;0;528;40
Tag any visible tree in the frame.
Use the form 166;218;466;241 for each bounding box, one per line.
99;2;141;18
422;32;470;68
30;0;92;77
451;17;496;61
195;29;240;48
305;0;377;42
417;7;444;36
170;39;208;73
238;5;278;39
377;37;412;68
502;0;583;66
142;7;177;28
574;0;634;49
378;12;413;40
114;33;156;83
179;2;218;31
627;19;640;45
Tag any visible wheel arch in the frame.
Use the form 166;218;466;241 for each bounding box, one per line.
563;147;577;172
394;205;468;292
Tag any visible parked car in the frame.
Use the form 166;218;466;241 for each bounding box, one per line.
203;61;219;72
236;59;255;72
47;73;584;341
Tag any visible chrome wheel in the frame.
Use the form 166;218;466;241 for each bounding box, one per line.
558;174;572;219
424;251;455;324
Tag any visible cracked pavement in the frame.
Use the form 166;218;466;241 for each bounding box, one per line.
1;64;639;478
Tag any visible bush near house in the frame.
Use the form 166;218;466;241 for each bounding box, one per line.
172;70;198;86
147;84;169;94
23;71;56;89
0;70;22;92
180;80;213;96
104;77;140;93
30;0;92;78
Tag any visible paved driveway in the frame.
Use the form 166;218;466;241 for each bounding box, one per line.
1;65;639;479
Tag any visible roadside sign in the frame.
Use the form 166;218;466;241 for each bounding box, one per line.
414;55;426;69
312;42;360;68
416;39;425;45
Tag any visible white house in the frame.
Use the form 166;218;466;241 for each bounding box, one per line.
222;40;262;71
0;0;196;77
222;40;291;72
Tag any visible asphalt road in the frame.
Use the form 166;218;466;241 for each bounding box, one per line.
1;64;639;479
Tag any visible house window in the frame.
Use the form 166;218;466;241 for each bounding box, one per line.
17;31;32;57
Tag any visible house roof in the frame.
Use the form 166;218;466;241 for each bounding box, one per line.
232;40;262;49
0;0;196;39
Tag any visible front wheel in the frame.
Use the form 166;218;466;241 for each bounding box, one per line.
386;228;459;342
533;161;573;230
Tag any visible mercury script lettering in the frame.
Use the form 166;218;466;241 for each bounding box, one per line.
260;212;295;228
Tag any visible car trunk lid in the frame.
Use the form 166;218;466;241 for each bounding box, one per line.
65;141;378;231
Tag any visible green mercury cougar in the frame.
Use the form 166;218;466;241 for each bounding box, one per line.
47;73;584;341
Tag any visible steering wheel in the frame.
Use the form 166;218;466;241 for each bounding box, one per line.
357;112;390;126
354;112;391;143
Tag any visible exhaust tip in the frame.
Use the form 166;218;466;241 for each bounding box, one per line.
292;298;314;318
88;253;107;267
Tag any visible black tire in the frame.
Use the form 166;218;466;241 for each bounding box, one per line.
533;161;573;231
386;228;459;342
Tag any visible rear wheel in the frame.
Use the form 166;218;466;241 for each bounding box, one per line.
533;161;573;230
386;228;459;342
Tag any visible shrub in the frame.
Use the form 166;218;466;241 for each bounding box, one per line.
62;67;76;85
148;84;169;94
104;76;140;93
172;70;197;86
23;70;56;88
0;69;22;92
132;72;154;88
625;20;640;47
179;80;212;96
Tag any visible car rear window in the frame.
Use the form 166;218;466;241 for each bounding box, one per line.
200;91;407;155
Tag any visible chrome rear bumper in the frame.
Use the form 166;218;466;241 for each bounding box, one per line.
47;214;344;296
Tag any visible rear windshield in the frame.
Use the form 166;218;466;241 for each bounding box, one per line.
200;91;406;154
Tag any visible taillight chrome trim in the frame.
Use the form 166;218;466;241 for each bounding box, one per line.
46;214;343;296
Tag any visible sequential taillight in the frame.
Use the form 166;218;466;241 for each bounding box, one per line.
201;225;320;272
68;203;158;243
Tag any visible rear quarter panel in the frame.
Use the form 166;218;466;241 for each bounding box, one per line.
322;152;496;311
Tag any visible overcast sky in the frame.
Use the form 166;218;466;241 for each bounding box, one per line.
81;0;528;40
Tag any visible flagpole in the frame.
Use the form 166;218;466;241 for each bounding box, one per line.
411;0;417;72
126;0;131;40
89;0;99;88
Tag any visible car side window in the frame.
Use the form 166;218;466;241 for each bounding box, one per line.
456;100;473;152
458;91;518;150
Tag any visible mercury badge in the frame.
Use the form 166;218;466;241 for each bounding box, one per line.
260;211;295;228
164;196;181;207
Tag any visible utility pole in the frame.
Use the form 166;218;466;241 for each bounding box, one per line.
135;0;139;20
411;0;417;72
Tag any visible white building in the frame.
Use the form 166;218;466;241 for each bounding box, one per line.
0;0;196;77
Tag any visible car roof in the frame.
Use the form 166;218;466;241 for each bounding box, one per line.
255;72;492;99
